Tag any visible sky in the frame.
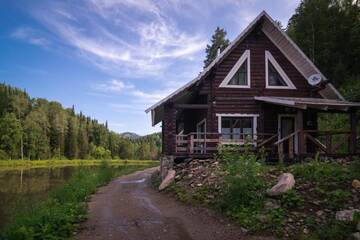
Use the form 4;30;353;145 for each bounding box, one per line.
0;0;300;135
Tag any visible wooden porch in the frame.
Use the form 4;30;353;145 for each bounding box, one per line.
175;130;359;161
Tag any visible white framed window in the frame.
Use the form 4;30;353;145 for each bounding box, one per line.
219;50;251;88
265;51;296;89
216;113;258;143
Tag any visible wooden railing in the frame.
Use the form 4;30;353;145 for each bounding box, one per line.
274;130;300;163
176;130;357;158
302;130;353;155
175;132;278;154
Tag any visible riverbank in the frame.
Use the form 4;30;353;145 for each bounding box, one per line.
0;159;157;171
0;162;158;240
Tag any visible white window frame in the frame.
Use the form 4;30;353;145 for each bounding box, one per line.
219;50;251;88
265;51;296;89
216;113;258;145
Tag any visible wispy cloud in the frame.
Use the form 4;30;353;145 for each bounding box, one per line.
23;0;207;77
11;27;50;47
93;79;134;93
92;78;173;106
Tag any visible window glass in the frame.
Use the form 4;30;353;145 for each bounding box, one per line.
228;60;248;86
221;118;231;140
221;117;253;140
268;62;287;86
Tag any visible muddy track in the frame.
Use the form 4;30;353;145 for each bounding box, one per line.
76;167;273;240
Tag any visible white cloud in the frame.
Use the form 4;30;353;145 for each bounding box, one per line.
93;79;134;93
26;1;207;77
11;27;50;47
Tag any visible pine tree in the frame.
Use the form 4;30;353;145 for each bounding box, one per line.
0;113;22;159
65;116;78;159
203;27;230;68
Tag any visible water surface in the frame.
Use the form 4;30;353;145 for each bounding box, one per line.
0;166;80;229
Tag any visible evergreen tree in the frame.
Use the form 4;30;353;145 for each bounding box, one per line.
23;109;50;159
0;83;162;160
65;116;78;159
287;0;360;88
203;27;230;67
0;113;22;159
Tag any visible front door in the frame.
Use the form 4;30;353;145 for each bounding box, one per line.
196;119;206;153
278;115;296;155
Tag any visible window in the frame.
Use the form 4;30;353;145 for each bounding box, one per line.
268;62;287;86
228;60;248;86
219;50;250;88
265;51;296;89
217;114;258;142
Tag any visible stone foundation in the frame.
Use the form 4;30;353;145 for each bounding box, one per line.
160;155;174;180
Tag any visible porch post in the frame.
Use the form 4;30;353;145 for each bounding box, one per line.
164;103;177;155
349;110;358;154
296;110;305;159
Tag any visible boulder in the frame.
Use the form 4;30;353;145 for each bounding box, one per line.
335;209;360;222
267;173;295;196
352;232;360;240
159;170;176;191
352;179;360;189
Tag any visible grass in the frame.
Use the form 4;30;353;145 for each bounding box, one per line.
165;145;360;239
0;159;157;171
0;161;157;240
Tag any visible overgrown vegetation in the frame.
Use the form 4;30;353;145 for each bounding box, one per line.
165;145;360;238
0;83;161;160
0;161;156;240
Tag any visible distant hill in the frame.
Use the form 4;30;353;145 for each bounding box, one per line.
120;132;141;139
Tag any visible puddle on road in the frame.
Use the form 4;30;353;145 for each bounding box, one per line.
118;178;146;184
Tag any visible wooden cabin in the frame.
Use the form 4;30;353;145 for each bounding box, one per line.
146;11;360;162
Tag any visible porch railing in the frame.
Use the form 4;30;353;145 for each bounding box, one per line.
175;132;278;154
176;130;358;159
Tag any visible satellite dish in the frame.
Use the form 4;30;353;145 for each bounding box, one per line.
307;74;322;86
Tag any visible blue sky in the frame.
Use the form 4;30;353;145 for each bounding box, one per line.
0;0;300;135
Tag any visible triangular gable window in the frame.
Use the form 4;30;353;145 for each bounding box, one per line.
265;51;296;89
219;50;250;88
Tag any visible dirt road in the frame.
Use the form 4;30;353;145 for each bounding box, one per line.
76;167;272;240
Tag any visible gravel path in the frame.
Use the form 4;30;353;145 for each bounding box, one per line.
75;167;273;240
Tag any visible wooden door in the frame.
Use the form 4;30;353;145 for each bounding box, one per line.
279;115;296;155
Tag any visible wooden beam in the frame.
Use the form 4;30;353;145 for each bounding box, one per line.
349;111;358;154
174;104;209;109
296;110;305;156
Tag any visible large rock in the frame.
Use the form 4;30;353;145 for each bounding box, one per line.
352;179;360;189
352;232;360;240
336;209;360;222
267;173;295;196
158;170;176;191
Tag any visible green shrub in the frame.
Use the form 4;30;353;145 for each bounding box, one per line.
279;190;304;208
290;160;350;183
216;145;267;230
325;189;351;209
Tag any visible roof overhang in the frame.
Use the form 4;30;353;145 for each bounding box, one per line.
255;96;360;111
146;10;346;126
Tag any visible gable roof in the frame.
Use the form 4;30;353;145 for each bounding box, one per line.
146;11;344;126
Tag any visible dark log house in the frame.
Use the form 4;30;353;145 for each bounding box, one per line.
146;11;360;162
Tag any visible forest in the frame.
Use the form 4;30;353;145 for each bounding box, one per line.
286;0;360;102
0;83;161;160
